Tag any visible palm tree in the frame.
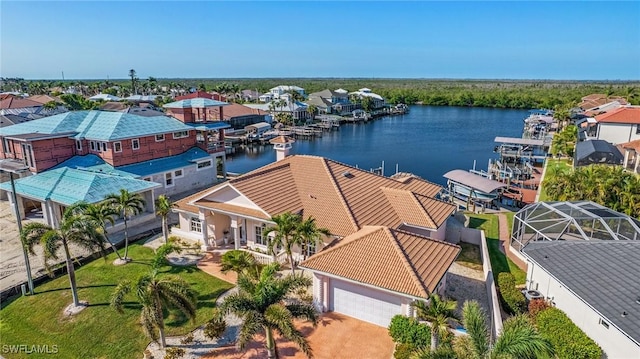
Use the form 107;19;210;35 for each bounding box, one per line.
219;263;318;358
155;195;175;244
306;104;318;122
295;217;330;261
68;201;123;261
263;212;302;275
105;189;146;261
111;270;197;348
21;207;107;307
453;301;554;359
220;249;261;280
413;294;459;352
129;69;138;95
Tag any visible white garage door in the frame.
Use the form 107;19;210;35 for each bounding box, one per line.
330;279;404;327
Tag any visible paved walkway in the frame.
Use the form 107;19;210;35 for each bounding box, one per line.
197;251;238;284
497;212;509;254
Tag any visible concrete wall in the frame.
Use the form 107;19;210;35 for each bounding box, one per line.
527;261;640;358
597;123;640;145
478;229;504;340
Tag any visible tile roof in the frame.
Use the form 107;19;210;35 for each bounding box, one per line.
579;94;628;110
192;155;452;237
300;226;461;298
193;199;270;220
0;110;193;141
176;91;226;101
51;154;134;177
163;98;229;109
0;96;42;110
116;147;210;177
27;95;61;105
594;107;640;124
522;241;640;345
208;103;267;120
619;139;640;152
0;167;159;206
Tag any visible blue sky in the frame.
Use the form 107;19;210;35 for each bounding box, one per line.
1;1;639;80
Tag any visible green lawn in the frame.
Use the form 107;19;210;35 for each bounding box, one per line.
0;243;233;359
455;243;483;271
538;159;572;201
466;213;526;285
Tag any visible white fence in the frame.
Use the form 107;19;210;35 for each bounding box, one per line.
246;249;288;266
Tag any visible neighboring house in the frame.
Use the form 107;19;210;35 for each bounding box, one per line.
578;93;628;111
269;96;310;121
240;89;261;102
258;93;274;102
522;241;640;359
0;95;44;116
593;107;640;144
306;89;356;114
269;85;305;99
208;103;268;130
0;108;231;227
124;95;159;102
0;114;42;128
300;226;460;327
176;91;226;102
349;88;386;109
510;201;640;358
89;93;122;102
574;140;623;167
618;139;640;174
99;102;166;117
27;94;62;105
583;100;624;117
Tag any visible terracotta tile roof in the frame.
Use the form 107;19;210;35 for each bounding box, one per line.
174;185;223;214
270;135;295;144
595;107;640;124
176;91;226;101
300;226;461;297
27;94;61;104
579;94;628;110
619;139;640;152
193;199;271;220
190;155;449;237
209;103;267;120
0;96;42;109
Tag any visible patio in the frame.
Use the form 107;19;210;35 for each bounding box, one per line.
202;312;394;359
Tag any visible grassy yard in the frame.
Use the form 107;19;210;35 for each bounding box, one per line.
455;243;483;271
466;213;526;285
538;158;572;201
0;243;233;359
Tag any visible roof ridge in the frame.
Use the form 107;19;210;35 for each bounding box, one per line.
381;187;437;228
383;227;430;297
321;157;360;232
230;161;292;183
393;227;461;249
303;225;385;263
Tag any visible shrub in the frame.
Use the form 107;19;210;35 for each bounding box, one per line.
497;272;526;314
528;298;550;319
164;347;185;359
394;343;416;359
180;333;194;345
203;311;227;340
535;307;602;359
388;315;431;349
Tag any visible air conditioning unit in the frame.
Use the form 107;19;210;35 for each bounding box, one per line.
524;289;544;301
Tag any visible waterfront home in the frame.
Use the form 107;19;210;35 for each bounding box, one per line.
588;106;640;145
619;139;640;174
258;92;274;102
240;89;261;102
574;139;623;167
510;201;640;358
172;153;459;327
249;97;309;122
578;93;628;111
208;103;268;130
307;89;356;114
99;102;166;117
0;105;231;227
269;85;305;99
175;90;226;102
89;93;122;102
348;88;386;109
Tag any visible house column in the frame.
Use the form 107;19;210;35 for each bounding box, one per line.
221;155;227;180
322;276;329;312
624;149;631;170
635;151;640;174
199;210;211;251
8;193;26;220
231;216;240;250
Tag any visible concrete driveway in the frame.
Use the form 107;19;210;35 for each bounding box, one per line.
204;312;394;359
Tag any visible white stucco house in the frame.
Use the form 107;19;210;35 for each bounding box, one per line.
522;241;640;359
269;85;305;99
593;106;640;145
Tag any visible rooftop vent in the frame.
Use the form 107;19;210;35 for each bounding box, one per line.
636;297;640;305
622;311;628;317
342;171;353;178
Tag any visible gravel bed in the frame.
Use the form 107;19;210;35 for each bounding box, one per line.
445;262;491;322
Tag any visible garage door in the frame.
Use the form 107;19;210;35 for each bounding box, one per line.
330;279;404;327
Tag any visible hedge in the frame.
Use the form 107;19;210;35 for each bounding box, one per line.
535;307;602;359
388;315;431;349
497;272;526;314
393;343;416;359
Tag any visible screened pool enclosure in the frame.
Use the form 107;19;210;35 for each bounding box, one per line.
510;201;640;251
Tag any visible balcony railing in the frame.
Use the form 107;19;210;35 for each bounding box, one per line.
197;141;225;154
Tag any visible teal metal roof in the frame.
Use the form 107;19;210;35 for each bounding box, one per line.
185;122;231;131
0;110;193;141
0;167;160;206
163;98;229;109
51;154;135;177
116;147;211;177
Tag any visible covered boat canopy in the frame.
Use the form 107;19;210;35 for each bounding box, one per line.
443;170;508;194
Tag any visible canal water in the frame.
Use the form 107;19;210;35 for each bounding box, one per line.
225;106;528;186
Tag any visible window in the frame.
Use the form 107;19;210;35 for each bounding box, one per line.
306;240;317;257
174;169;183;178
75;140;82;151
255;224;267;246
113;141;122;153
165;172;174;187
173;131;189;139
599;318;609;329
21;143;34;167
90;141;96;151
155;134;165;142
131;139;140;150
101;142;107;152
197;160;212;170
190;217;202;233
3;138;12;154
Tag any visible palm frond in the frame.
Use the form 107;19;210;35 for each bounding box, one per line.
110;280;132;313
492;315;554;359
266;303;313;358
461;300;489;358
285;303;318;325
236;312;263;350
21;222;52;255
